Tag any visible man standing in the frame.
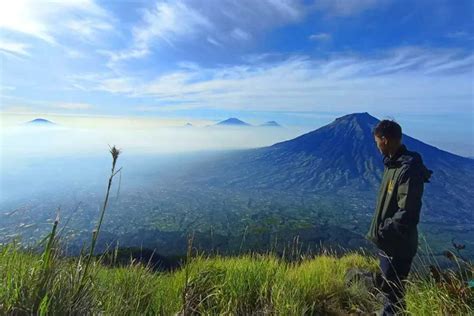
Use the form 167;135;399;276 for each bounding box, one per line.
366;120;432;315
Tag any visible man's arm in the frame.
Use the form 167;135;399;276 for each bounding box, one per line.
379;165;424;238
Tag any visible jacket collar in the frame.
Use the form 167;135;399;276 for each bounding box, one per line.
383;144;407;168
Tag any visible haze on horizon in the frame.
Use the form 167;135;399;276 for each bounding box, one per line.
0;112;307;203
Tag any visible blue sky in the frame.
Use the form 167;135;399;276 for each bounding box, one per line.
0;0;473;155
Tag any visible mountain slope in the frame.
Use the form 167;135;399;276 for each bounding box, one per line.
183;112;474;224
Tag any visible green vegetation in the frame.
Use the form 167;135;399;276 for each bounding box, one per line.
1;245;472;315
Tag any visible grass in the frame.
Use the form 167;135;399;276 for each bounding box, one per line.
1;147;472;315
1;246;472;315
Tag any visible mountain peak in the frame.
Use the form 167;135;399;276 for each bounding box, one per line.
216;118;251;126
260;121;281;127
25;118;56;125
334;112;379;125
271;112;380;155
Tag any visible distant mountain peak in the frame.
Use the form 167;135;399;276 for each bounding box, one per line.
260;121;281;127
25;118;56;125
216;118;251;126
338;112;372;118
334;112;379;124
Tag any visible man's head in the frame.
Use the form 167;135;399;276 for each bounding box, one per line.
373;120;402;156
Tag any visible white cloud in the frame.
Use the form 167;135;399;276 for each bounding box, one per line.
176;61;201;70
71;47;473;114
134;1;213;46
315;0;387;16
106;1;212;64
0;0;112;44
265;0;302;20
309;33;331;41
0;85;16;92
0;99;94;114
65;18;113;41
55;102;94;110
445;31;474;41
64;48;86;59
207;37;222;47
0;105;35;113
0;40;30;56
231;28;252;41
0;0;54;43
102;48;150;65
221;0;304;25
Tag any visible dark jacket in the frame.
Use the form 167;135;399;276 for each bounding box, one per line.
366;144;432;258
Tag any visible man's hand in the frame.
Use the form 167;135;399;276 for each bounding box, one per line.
378;218;395;239
378;222;385;239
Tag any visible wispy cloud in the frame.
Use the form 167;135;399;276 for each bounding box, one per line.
0;40;30;56
314;0;388;16
0;85;16;92
207;36;222;47
55;102;94;110
68;74;137;94
102;0;388;69
134;1;212;45
0;98;94;114
106;0;306;65
63;48;86;59
445;31;474;41
230;28;252;41
309;33;331;41
0;105;35;114
106;1;212;64
0;0;113;44
65;18;113;41
71;47;473;114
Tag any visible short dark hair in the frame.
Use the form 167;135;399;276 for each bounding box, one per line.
373;119;402;140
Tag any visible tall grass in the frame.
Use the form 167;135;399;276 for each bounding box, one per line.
180;254;284;314
1;244;472;315
271;252;380;315
0;146;121;314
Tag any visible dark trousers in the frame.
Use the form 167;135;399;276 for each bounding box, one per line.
378;252;413;315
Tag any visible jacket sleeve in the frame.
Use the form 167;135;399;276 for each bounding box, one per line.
379;165;424;238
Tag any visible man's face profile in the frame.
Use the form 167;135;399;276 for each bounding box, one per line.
374;135;388;156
